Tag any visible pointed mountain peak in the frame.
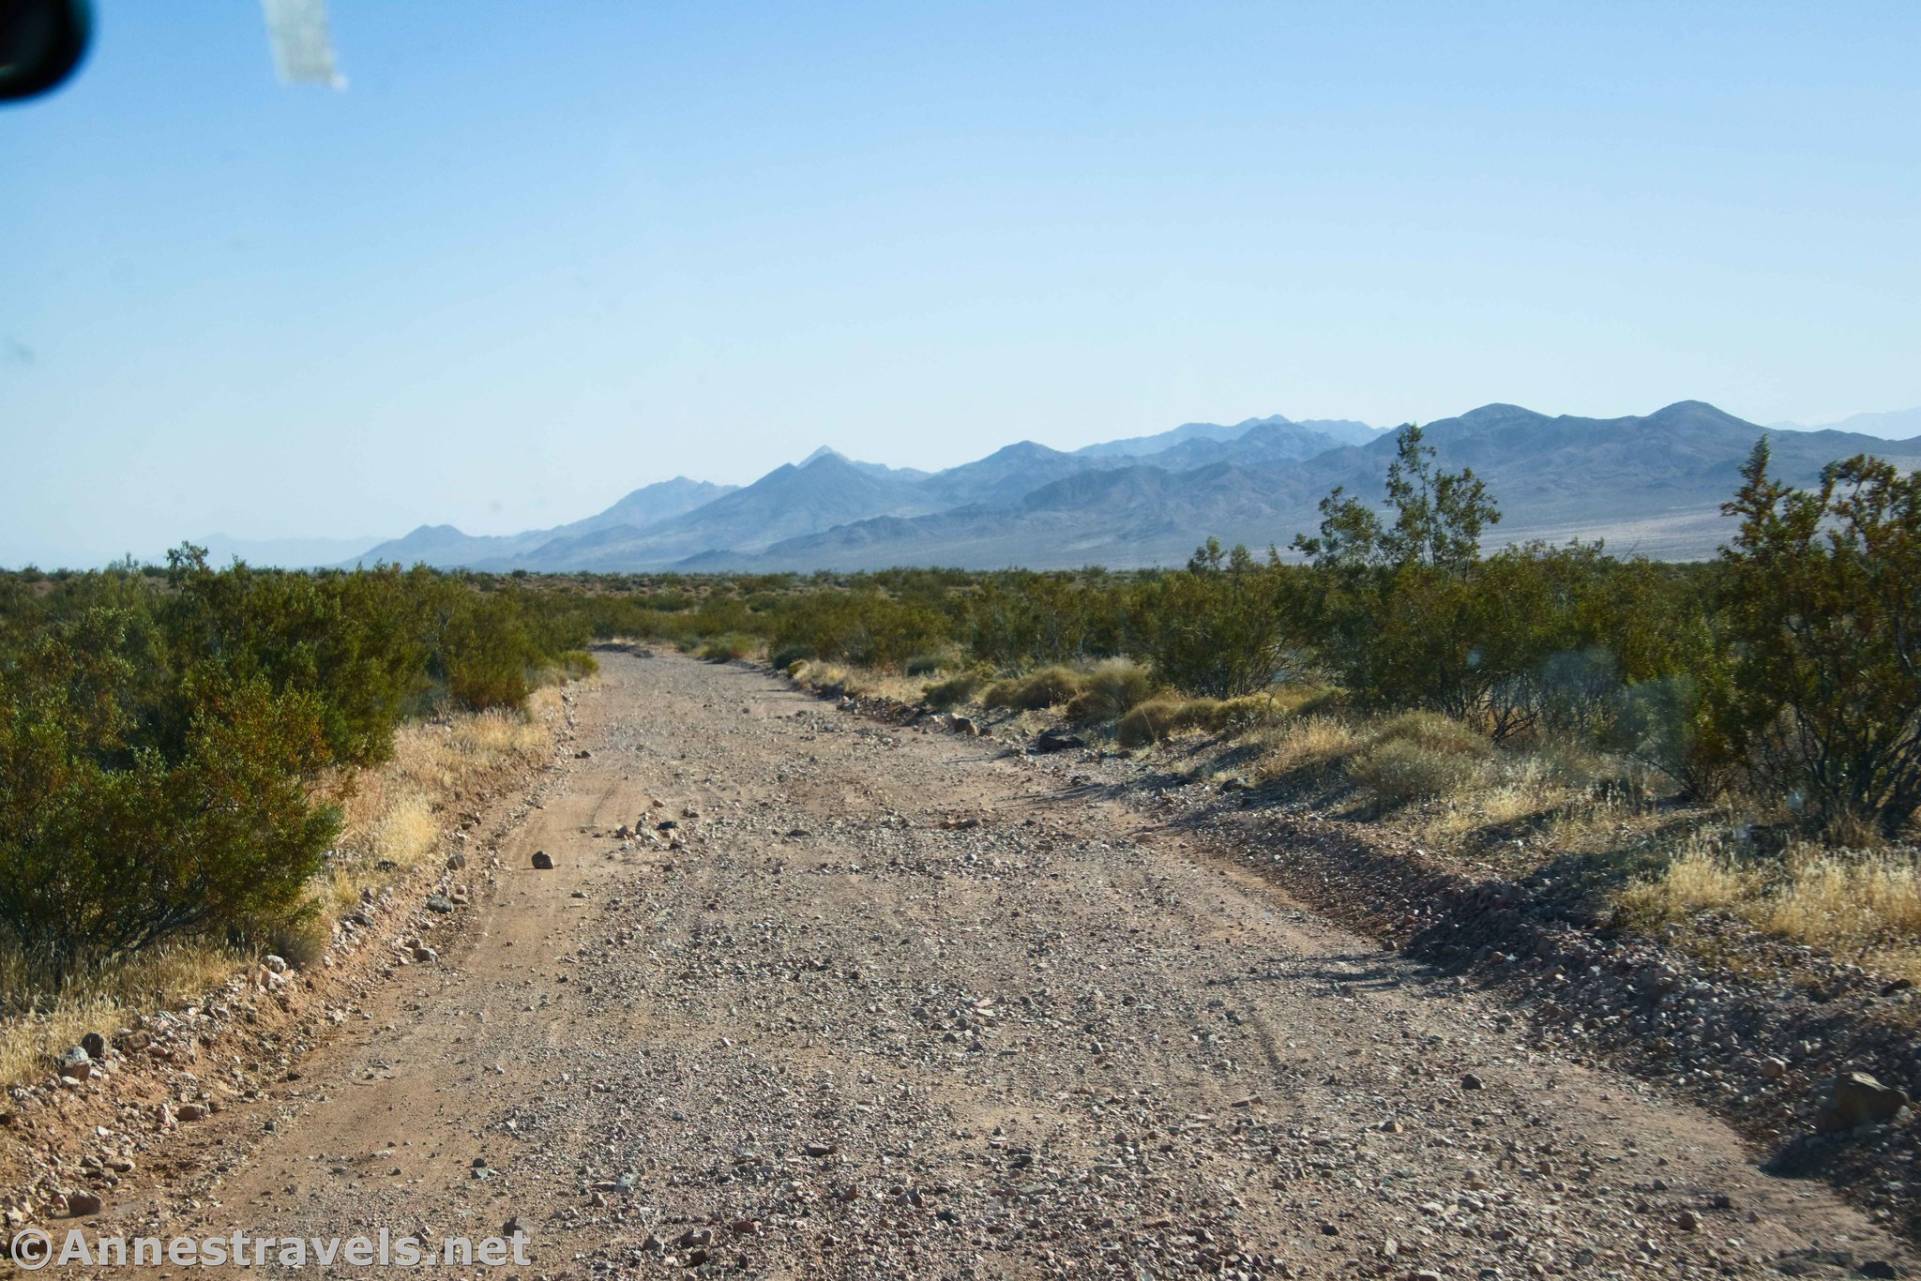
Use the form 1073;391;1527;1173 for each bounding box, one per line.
987;440;1065;461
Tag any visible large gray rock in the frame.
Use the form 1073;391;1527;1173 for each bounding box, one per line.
1815;1071;1908;1133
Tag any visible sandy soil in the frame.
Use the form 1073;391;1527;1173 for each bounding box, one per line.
68;650;1913;1280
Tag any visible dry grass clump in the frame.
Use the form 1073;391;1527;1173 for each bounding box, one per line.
699;633;756;662
905;650;965;677
1351;739;1484;807
1620;840;1921;975
543;649;600;681
1253;714;1367;777
769;644;816;671
1757;849;1921;941
982;666;1084;711
1371;710;1491;759
1116;686;1318;747
1384;723;1665;857
1201;690;1325;731
923;668;991;710
1117;697;1187;748
1113;695;1231;747
790;660;926;704
0;943;239;1088
1414;754;1566;845
1065;660;1155;725
1340;712;1493;807
789;659;858;693
1620;846;1761;918
323;699;553;919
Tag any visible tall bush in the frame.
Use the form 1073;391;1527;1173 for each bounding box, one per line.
1717;439;1921;837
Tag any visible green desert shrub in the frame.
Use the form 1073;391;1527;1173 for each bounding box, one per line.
439;615;536;709
1350;711;1492;806
1129;542;1295;698
0;669;340;985
1716;441;1921;837
1350;738;1484;807
0;556;592;991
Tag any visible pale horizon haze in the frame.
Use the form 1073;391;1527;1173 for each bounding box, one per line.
5;2;1919;565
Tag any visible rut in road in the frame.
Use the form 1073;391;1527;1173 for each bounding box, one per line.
94;650;1909;1280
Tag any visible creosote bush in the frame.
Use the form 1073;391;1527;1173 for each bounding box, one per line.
0;548;589;989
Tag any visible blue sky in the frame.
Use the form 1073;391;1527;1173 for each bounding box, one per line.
4;1;1918;564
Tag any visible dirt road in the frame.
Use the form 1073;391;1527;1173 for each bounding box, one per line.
86;651;1909;1279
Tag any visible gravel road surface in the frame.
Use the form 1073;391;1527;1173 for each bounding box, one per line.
82;651;1912;1280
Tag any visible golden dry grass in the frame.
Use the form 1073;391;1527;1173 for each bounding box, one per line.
321;700;553;916
1754;848;1921;941
790;659;929;704
981;666;1085;712
1620;841;1921;971
1617;840;1761;921
0;943;242;1089
1406;748;1648;855
1248;714;1363;777
1114;686;1319;748
0;692;561;1091
923;668;991;709
1064;660;1156;725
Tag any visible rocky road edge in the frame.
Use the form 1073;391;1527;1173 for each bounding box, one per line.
0;687;582;1240
780;663;1921;1245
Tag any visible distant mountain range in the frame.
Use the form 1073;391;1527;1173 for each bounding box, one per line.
332;404;1920;572
1770;407;1921;440
348;476;737;570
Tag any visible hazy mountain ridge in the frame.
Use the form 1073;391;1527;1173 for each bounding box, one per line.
1769;407;1921;441
678;401;1921;570
474;455;927;572
1072;414;1381;458
349;477;736;569
338;403;1921;572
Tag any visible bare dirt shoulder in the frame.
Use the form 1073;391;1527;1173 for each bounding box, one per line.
980;719;1921;1243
